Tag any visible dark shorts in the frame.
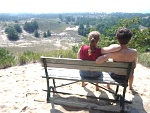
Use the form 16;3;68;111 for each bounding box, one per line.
79;70;103;78
109;72;130;80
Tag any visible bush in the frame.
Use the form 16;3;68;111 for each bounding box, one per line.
19;51;40;65
138;53;150;67
5;26;19;41
0;48;16;68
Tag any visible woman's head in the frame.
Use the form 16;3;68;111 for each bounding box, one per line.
88;31;100;55
116;27;132;45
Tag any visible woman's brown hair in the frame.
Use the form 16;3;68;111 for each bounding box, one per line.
88;31;100;55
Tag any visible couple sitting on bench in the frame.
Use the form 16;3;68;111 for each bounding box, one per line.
77;27;137;91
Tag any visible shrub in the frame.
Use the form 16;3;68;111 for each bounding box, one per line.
19;51;40;65
0;48;16;68
5;26;19;41
138;53;150;67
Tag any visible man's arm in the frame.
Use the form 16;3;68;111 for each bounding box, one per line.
96;53;113;64
133;50;138;69
101;44;121;54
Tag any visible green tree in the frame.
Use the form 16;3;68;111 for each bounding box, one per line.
23;21;39;33
31;21;39;30
47;29;51;37
59;14;63;21
43;32;47;38
78;24;85;36
24;21;33;33
5;26;19;41
14;24;22;33
34;30;39;37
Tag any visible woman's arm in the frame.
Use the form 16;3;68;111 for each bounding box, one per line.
101;44;121;54
77;47;81;59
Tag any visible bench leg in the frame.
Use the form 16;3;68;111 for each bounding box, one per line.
47;79;56;102
53;79;56;88
51;87;55;109
46;77;50;102
47;87;50;102
115;85;119;95
114;85;119;101
120;86;127;111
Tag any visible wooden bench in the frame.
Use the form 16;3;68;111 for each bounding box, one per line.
41;56;134;112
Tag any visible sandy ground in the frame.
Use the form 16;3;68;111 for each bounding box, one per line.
0;62;150;113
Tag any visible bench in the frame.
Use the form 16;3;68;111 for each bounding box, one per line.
41;56;134;112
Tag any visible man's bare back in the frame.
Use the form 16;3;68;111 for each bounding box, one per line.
110;46;137;64
96;46;137;90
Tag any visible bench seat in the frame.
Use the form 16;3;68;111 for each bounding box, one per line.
43;68;126;86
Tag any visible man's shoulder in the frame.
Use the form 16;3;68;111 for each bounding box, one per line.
128;48;137;53
127;48;137;58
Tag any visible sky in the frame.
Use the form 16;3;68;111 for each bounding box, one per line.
0;0;150;14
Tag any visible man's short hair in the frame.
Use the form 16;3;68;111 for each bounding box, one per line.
116;27;132;45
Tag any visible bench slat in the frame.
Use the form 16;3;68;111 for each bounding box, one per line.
41;57;133;75
41;56;129;68
43;70;125;85
45;63;128;75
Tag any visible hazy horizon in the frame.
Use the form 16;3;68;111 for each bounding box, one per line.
0;0;150;14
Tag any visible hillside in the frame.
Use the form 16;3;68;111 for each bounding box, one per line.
0;21;83;55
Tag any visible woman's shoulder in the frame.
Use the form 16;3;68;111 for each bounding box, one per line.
81;45;89;48
96;47;101;51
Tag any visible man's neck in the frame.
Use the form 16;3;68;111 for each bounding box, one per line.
121;44;128;49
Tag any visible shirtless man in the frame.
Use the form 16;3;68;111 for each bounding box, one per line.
96;27;137;90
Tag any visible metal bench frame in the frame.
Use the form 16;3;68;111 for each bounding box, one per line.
41;56;134;112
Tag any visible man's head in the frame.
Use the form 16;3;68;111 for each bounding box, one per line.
116;27;132;45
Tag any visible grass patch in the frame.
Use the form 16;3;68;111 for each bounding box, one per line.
138;52;150;67
37;18;69;33
0;48;17;68
0;47;150;69
0;47;77;69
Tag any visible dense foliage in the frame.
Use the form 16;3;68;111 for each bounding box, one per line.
5;25;19;40
14;24;22;33
78;24;90;37
23;21;39;33
19;51;40;65
34;30;40;37
43;30;51;38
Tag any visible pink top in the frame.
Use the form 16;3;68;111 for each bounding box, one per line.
79;45;102;61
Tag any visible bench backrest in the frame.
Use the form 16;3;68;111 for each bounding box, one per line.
41;56;134;76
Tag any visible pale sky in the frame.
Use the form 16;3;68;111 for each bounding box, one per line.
0;0;150;13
